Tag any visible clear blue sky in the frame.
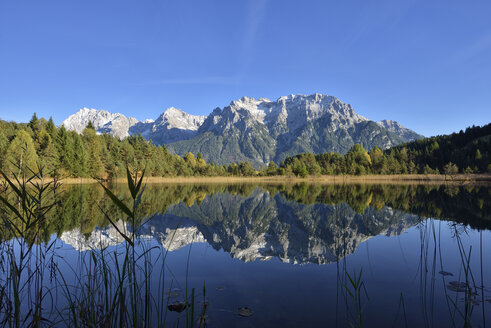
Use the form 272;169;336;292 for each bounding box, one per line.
1;0;490;137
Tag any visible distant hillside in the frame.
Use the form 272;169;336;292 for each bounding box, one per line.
386;123;491;173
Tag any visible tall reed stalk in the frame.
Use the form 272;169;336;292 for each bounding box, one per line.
0;167;203;327
0;167;60;327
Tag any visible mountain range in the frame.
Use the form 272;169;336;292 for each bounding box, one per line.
62;94;423;167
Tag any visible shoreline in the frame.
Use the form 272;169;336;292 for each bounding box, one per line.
130;174;491;185
3;174;489;185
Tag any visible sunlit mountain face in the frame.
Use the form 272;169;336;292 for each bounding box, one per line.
62;94;423;167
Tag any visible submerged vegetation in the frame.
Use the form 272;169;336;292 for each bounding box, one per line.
0;115;489;179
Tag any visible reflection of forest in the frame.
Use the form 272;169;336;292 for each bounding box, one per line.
1;183;490;246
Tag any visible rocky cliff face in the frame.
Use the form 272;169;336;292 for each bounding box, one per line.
62;94;423;166
62;107;205;142
61;108;139;139
377;119;421;142
168;94;423;166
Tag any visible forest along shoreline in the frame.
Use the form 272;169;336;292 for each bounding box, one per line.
3;174;490;185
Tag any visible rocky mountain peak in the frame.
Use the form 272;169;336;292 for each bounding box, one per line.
154;107;205;131
377;119;403;131
377;119;423;141
62;108;138;139
61;93;423;166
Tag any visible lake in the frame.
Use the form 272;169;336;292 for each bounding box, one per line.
0;182;490;327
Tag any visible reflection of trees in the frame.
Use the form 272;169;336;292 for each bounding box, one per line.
1;182;489;244
0;183;260;243
278;184;491;229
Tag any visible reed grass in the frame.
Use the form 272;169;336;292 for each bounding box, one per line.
0;167;205;327
0;167;60;327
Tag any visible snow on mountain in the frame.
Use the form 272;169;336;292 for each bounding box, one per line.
201;93;369;135
155;107;205;131
61;108;139;139
62;106;205;143
61;94;423;166
168;94;423;166
145;107;206;144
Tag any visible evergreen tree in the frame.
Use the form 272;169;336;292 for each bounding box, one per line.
28;112;40;136
82;127;105;178
56;125;76;175
46;117;57;139
72;133;88;177
37;129;59;174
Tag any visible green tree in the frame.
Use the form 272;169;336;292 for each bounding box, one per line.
369;147;385;174
86;121;95;130
347;144;371;174
266;161;279;176
227;162;239;176
0;130;8;170
4;130;39;176
184;152;197;170
443;162;459;178
239;162;255;176
292;158;308;177
56;126;76;175
302;153;321;176
37;129;58;174
83;128;105;178
46;117;57;139
28;112;41;136
72;133;88;177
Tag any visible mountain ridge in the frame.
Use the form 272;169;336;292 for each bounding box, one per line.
61;94;423;166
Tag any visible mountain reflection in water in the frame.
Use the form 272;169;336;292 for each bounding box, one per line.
53;183;490;259
1;182;490;327
61;188;423;264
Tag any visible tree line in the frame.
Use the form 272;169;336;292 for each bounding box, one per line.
0;114;489;178
275;123;490;177
0;114;233;178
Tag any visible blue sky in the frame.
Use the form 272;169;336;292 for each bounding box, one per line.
1;0;490;137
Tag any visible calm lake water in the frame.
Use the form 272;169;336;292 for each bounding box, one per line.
1;182;490;327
